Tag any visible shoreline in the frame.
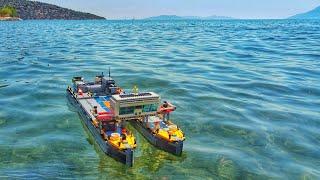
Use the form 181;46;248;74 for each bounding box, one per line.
0;17;22;21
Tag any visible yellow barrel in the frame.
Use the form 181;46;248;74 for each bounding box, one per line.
168;125;178;131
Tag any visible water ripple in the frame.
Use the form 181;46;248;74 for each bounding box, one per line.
0;19;319;179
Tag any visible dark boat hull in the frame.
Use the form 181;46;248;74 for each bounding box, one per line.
131;120;183;156
66;89;134;166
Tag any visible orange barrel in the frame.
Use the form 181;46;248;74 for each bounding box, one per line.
110;133;120;141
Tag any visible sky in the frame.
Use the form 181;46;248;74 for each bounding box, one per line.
38;0;320;19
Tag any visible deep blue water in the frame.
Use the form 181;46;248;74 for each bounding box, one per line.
0;20;320;179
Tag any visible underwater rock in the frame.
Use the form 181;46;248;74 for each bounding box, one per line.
217;157;239;179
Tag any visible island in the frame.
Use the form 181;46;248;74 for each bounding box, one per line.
0;0;105;20
289;5;320;19
144;15;234;20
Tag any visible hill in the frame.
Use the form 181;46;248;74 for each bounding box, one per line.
289;6;320;19
144;15;234;20
0;0;105;20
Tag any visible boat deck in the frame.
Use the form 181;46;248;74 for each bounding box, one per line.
78;95;112;119
94;96;112;112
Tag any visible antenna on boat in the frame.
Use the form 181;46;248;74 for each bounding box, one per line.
132;85;139;95
108;67;111;80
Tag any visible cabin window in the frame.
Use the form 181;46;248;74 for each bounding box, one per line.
142;104;158;112
142;104;151;112
119;106;134;115
150;104;158;111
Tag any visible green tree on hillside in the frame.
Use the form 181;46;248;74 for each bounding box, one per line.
0;6;18;17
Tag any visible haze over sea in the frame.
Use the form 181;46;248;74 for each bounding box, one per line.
0;20;319;179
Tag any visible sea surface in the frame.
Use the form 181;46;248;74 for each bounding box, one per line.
0;20;319;179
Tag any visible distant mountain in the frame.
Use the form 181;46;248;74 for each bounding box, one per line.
289;6;320;19
184;15;234;20
0;0;105;20
144;15;184;20
144;15;234;20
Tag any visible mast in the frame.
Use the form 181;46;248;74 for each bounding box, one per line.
109;67;111;80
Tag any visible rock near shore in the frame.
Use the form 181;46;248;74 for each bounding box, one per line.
0;0;105;20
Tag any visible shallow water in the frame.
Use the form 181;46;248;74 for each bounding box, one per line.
0;20;320;179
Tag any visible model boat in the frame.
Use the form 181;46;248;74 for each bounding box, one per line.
66;71;185;166
130;102;185;156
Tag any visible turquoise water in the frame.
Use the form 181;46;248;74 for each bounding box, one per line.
0;20;320;179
